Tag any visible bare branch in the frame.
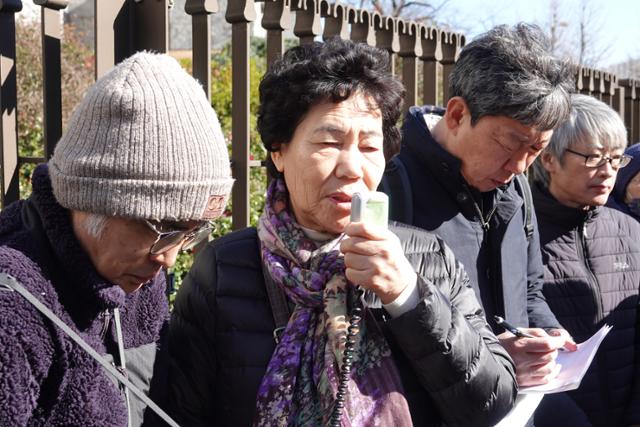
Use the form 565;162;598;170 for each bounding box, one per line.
342;0;450;23
538;0;613;68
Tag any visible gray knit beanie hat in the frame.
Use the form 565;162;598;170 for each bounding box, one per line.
49;51;234;221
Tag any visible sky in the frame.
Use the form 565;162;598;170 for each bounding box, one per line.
17;0;640;67
437;0;640;66
252;0;639;68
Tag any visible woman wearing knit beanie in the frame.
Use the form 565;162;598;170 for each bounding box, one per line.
607;142;640;221
0;52;232;426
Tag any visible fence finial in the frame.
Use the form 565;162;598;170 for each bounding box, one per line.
33;0;68;10
226;0;256;23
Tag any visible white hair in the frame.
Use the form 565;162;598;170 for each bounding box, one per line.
532;94;628;186
82;213;109;238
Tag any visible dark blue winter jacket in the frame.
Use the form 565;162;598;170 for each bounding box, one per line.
382;105;561;332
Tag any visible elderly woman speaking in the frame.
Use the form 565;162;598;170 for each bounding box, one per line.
167;39;517;427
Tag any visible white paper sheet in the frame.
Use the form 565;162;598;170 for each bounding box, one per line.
519;324;612;394
494;393;545;427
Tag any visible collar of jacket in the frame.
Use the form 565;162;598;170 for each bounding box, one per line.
401;105;515;223
402;106;461;184
25;164;126;309
605;194;637;219
532;181;599;227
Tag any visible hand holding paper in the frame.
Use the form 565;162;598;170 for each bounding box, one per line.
497;328;571;387
520;324;612;394
496;325;612;427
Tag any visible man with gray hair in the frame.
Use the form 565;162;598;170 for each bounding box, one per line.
531;94;640;427
0;52;233;426
381;23;577;393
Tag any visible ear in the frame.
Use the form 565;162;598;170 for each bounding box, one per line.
443;97;469;135
270;150;285;173
540;151;558;174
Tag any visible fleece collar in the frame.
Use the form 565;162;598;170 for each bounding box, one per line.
28;164;126;309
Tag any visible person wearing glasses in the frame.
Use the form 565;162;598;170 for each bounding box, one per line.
381;25;577;405
0;52;233;426
530;94;640;427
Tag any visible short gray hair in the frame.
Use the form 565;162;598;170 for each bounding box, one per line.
531;94;628;186
82;213;109;238
449;23;574;131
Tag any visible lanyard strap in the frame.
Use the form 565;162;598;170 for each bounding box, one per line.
0;272;180;427
113;307;133;427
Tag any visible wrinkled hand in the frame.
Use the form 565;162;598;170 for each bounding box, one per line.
340;222;416;304
498;328;577;387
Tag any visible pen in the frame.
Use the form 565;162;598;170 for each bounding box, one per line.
494;315;535;338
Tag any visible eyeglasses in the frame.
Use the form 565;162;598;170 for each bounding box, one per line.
565;148;632;169
142;220;213;255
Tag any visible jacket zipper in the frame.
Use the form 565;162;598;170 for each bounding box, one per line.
464;185;502;313
577;222;604;321
100;309;111;340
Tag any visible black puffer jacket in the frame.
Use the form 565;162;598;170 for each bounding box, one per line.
533;183;640;427
167;224;517;427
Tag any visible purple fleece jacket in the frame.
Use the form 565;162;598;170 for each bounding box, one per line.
0;164;168;426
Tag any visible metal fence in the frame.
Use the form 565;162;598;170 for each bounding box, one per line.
1;0;640;229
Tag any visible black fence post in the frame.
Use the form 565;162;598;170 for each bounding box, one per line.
34;0;68;159
0;0;22;208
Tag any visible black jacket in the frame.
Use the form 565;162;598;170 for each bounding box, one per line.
533;183;640;427
167;225;517;427
383;106;561;332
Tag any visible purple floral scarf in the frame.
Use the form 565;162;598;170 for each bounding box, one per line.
254;179;412;427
